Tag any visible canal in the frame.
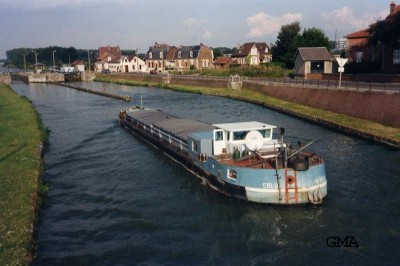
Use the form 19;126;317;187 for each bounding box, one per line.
11;81;400;265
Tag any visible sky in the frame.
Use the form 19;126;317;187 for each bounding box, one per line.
0;0;392;59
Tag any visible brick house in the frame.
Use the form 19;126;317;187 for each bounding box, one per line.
231;42;272;65
345;2;400;73
95;45;122;72
145;43;178;72
173;44;214;70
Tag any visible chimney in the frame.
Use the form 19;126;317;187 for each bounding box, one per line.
390;2;396;13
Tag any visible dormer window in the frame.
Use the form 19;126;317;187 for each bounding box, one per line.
149;52;152;59
190;51;193;58
108;56;111;61
178;51;182;58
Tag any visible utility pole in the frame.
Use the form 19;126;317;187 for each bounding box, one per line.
52;50;56;67
87;50;92;72
21;54;26;70
33;51;39;73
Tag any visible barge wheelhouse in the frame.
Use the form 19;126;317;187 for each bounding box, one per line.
119;107;327;205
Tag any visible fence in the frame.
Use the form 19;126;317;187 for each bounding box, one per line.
112;72;400;93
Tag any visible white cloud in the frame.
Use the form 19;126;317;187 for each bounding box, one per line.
184;17;202;29
321;6;387;29
201;30;213;40
246;12;303;38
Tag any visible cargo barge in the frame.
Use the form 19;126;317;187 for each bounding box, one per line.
118;107;327;205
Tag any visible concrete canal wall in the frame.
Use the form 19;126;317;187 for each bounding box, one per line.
12;73;65;83
0;74;12;84
12;72;95;83
112;74;399;129
243;82;400;128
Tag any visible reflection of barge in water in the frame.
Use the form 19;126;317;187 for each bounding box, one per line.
118;107;327;205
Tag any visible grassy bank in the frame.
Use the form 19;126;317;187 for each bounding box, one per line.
96;75;400;146
0;83;48;265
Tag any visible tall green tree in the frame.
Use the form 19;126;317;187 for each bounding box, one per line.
271;22;301;69
369;11;400;48
296;27;332;50
368;11;400;71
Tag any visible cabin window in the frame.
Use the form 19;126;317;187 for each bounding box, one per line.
192;141;198;152
215;131;223;141
233;131;248;141
393;50;400;64
258;129;271;138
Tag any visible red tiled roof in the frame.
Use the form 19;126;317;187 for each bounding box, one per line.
71;60;84;66
345;28;370;39
232;42;270;57
213;57;232;65
386;3;400;21
346;2;400;39
97;45;121;60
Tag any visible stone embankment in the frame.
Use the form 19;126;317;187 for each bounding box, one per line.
12;73;65;83
0;73;12;84
107;73;400;148
11;72;96;83
112;73;400;129
243;82;400;129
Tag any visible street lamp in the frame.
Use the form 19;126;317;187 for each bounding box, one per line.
21;54;26;70
87;50;92;72
136;48;139;73
52;50;56;67
33;51;39;73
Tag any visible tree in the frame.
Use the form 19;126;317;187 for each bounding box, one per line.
369;12;400;48
272;22;301;68
213;47;234;58
368;11;400;71
296;27;332;50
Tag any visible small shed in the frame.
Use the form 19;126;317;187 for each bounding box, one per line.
294;47;333;78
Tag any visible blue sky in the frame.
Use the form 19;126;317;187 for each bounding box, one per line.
0;0;392;59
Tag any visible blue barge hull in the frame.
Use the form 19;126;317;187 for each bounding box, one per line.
119;107;327;205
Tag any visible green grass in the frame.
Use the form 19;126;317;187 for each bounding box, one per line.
0;83;48;265
96;75;400;144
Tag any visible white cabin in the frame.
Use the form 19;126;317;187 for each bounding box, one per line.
212;122;277;155
188;121;278;160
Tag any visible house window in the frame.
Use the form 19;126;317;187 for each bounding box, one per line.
190;51;193;58
356;52;363;63
178;51;182;58
393;50;400;64
149;52;152;59
160;52;163;59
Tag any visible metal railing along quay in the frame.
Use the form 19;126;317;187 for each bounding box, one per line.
112;72;400;94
